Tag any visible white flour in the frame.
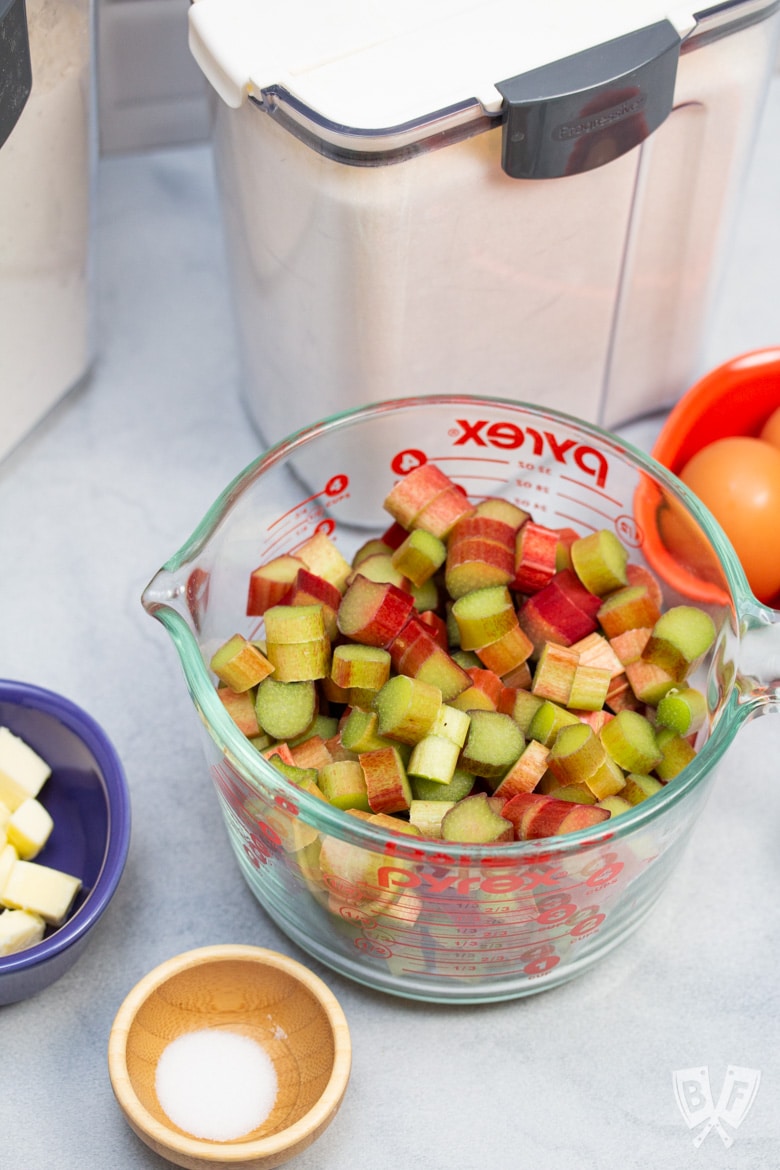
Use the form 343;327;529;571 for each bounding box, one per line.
0;0;94;461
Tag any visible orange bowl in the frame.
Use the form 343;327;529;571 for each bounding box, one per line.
636;347;780;606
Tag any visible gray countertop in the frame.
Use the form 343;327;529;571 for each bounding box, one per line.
1;76;779;1170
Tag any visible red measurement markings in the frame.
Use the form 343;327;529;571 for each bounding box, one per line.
437;456;511;465
559;474;623;509
268;474;349;529
614;513;643;548
445;474;512;488
353;937;393;960
557;493;618;526
554;511;597;533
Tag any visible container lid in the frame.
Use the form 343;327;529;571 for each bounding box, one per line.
189;0;777;177
0;0;32;150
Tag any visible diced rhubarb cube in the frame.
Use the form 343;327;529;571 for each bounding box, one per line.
475;624;534;678
246;554;304;617
513;521;560;594
296;531;352;591
445;538;515;599
388;617;471;702
337;574;415;648
492;740;551;799
416;609;449;650
413;485;475;539
517;570;600;651
383;463;455;528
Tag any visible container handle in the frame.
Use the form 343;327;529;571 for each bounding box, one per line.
495;20;681;179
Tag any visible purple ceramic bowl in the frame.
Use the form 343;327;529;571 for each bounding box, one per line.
0;680;131;1005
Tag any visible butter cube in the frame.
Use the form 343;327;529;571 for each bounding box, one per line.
0;843;18;892
0;727;51;811
6;797;54;860
0;908;46;956
1;859;81;926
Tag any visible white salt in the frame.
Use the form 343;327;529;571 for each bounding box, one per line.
155;1028;278;1142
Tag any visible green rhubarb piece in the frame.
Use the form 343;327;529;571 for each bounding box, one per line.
210;634;274;692
570;529;628;595
352;538;392;567
451;585;517;651
409;577;440;613
543;783;597;805
373;675;442;744
643;605;717;681
267;759;320;789
429;704;471;747
460;710;525;781
407;735;460;785
359;746;413;814
620;772;664;805
584;754;627;799
526;699;581;746
254;677;317;741
567;664;611;712
655;686;707;737
548;722;606;785
218;686;261;737
597;585;661;638
248;731;274;752
391;528;447;586
318;759;370;811
340;708;393;753
440;792;513;844
502;689;545;735
266;636;331;682
409;799;457;838
264;603;325;644
352;552;407;588
623;659;676;706
451;649;482;670
493;739;551;798
475;498;529;528
596;794;633;817
654;725;697;780
600;709;662;774
411;766;475;803
330;643;391;691
367;811;422;837
531;642;578;705
288;713;339;747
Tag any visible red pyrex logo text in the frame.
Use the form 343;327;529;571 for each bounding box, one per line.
452;418;609;489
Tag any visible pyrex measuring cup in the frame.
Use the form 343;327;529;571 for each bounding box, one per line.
141;396;780;1004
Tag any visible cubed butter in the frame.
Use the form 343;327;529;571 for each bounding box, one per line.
0;908;46;956
1;859;81;926
0;799;11;829
6;797;54;860
0;727;52;811
0;842;18;892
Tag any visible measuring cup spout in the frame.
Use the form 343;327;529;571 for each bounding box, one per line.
734;597;780;720
141;568;187;618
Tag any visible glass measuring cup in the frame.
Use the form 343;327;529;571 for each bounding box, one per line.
141;396;780;1003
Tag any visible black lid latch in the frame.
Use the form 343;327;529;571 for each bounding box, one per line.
496;20;681;179
0;0;32;150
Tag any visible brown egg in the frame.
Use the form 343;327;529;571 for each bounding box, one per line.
679;435;780;602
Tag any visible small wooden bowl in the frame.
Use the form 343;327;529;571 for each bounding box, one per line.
108;945;351;1169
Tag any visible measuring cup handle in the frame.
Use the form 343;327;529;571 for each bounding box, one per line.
734;597;780;721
